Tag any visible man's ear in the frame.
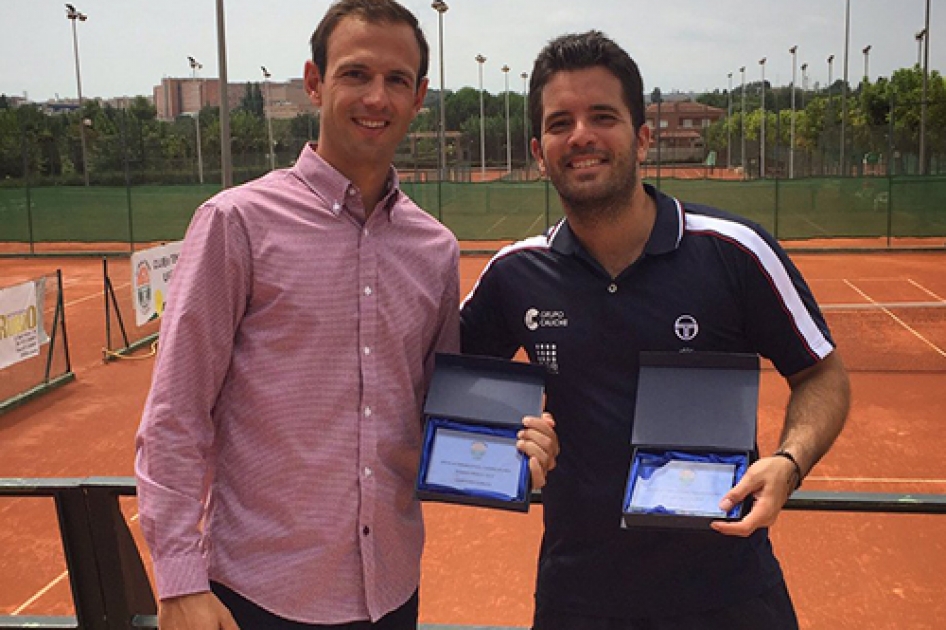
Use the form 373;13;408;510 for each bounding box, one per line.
412;77;429;116
303;60;323;107
531;137;546;175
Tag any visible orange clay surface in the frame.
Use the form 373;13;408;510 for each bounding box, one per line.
1;249;945;629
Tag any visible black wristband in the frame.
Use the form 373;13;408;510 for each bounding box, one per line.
773;449;804;490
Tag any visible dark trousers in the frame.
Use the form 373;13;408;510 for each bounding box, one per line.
210;582;418;630
532;580;799;630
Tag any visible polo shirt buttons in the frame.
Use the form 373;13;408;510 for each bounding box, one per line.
363;525;370;536
608;283;618;294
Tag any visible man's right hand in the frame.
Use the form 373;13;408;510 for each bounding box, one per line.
159;592;239;630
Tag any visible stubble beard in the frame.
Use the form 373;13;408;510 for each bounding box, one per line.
552;150;640;227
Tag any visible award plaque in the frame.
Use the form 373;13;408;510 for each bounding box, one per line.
624;451;746;519
418;419;529;503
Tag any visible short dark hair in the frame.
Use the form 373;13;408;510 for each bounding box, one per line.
529;30;645;140
310;0;429;90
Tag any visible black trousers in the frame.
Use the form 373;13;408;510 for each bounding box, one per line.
532;580;799;630
210;582;418;630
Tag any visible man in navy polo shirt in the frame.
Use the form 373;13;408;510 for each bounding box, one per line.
460;31;850;630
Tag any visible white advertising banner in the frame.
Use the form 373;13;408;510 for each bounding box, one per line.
131;241;183;327
0;281;41;370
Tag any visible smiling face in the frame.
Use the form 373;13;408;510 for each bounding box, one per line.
532;66;650;223
305;16;427;181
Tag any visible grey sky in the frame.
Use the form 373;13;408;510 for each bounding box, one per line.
1;0;940;103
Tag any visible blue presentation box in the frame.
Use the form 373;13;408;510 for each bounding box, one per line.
622;351;760;530
416;353;545;512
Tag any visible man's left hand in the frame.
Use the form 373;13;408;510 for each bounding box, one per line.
710;454;798;537
518;412;559;489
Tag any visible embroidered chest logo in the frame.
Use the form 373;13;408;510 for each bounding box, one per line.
524;307;568;331
674;315;699;341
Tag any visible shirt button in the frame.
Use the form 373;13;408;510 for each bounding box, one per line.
608;283;618;294
348;188;357;196
364;467;372;478
364;228;370;237
332;202;341;212
363;285;373;297
364;406;372;418
363;525;370;536
363;346;371;356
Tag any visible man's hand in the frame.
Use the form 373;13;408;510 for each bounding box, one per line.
158;592;240;630
518;412;559;489
710;454;798;537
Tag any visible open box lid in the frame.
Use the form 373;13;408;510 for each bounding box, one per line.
424;353;545;428
631;351;760;452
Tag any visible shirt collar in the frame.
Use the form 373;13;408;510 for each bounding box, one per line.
290;143;402;219
548;182;684;257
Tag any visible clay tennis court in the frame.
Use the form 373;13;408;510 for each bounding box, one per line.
1;246;945;629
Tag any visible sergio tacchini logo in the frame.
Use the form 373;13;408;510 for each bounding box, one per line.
674;315;699;341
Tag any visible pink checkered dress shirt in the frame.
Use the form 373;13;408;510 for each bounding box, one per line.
135;145;460;624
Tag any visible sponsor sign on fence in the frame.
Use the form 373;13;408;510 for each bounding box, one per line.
0;280;41;370
131;241;183;327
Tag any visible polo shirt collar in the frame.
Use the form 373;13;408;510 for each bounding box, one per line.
290;143;402;219
548;182;684;257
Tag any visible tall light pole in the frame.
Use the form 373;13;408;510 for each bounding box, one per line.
432;1;448;182
919;0;930;175
841;0;851;176
261;66;276;171
216;0;233;188
740;66;746;177
915;29;926;67
862;45;871;81
789;45;797;179
827;54;834;88
801;62;808;108
65;4;90;187
475;54;487;179
501;65;511;174
726;72;733;169
759;57;766;179
188;56;205;184
521;71;529;175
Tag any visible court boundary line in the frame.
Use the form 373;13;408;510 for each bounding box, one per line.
10;513;140;616
843;279;946;359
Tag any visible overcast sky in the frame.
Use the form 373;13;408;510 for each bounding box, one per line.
2;0;941;103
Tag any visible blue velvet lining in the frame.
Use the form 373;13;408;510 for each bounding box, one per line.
623;450;748;519
417;417;529;503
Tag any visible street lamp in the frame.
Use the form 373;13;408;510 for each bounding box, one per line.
862;45;871;81
215;0;233;188
789;45;797;179
920;0;930;175
726;72;732;169
652;87;663;188
521;71;529;175
501;65;511;174
740;66;746;177
187;56;205;184
801;62;808;108
841;0;851;175
475;54;487;180
759;57;766;179
65;4;90;186
915;29;926;67
261;66;275;170
431;1;448;182
827;54;834;88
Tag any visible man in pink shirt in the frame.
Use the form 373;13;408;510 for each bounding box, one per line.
134;2;558;629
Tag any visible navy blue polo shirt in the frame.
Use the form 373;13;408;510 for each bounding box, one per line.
460;184;835;618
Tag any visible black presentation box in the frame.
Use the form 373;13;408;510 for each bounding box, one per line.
416;353;545;512
622;351;760;531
